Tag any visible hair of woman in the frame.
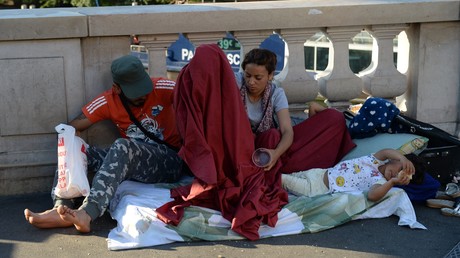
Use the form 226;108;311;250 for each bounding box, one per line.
242;48;277;74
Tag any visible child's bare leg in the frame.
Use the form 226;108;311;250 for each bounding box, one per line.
24;208;73;228
57;205;91;233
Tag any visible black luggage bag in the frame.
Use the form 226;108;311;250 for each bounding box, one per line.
395;115;460;186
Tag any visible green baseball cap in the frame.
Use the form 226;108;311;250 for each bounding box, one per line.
111;55;153;99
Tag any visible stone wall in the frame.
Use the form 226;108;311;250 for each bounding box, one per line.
0;0;459;195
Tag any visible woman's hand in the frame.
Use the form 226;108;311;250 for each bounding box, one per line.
262;148;280;171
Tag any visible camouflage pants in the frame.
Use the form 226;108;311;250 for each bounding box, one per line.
53;138;183;220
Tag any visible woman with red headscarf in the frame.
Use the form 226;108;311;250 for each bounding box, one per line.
156;44;288;241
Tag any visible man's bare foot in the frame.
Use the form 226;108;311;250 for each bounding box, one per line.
57;205;91;233
24;208;73;228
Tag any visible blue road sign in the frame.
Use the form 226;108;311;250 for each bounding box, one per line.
165;33;286;74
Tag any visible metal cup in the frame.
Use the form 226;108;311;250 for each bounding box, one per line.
252;148;272;167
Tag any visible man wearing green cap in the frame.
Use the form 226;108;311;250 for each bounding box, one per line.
24;55;185;232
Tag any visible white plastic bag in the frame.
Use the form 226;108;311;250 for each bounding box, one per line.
54;124;90;198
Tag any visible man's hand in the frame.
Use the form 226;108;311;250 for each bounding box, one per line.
69;113;93;134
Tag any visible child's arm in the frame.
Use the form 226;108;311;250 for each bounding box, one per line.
367;174;411;202
373;149;415;176
367;148;414;202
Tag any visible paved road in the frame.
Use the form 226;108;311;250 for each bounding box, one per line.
1;192;459;258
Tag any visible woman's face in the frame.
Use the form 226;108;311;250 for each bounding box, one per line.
243;63;273;97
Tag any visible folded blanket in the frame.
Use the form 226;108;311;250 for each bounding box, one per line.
107;179;426;251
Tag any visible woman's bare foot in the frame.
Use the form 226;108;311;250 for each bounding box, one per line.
57;205;91;233
24;208;73;228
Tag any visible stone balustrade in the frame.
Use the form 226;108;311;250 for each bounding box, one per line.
0;0;459;195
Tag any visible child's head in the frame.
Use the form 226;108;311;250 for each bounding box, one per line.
404;153;427;184
382;153;426;184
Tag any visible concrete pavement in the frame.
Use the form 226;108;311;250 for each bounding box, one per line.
1;192;459;258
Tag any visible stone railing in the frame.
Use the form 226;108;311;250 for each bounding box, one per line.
1;0;459;195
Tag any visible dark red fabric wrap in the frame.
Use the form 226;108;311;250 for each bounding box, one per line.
156;44;288;240
255;108;356;174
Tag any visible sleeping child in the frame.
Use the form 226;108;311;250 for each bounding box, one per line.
282;149;426;202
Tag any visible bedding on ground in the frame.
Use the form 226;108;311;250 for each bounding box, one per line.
107;179;426;251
